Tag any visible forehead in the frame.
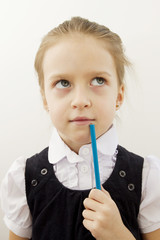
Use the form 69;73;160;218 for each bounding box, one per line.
42;34;116;77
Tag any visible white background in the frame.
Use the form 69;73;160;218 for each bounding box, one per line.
0;0;160;238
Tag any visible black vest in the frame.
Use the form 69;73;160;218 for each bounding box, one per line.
25;145;143;240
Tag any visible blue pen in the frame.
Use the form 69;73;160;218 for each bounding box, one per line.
90;124;101;190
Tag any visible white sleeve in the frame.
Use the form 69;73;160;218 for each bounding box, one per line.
0;156;32;238
138;155;160;233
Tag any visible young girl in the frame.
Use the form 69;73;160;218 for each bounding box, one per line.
1;17;160;240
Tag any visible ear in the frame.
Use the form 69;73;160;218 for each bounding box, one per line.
116;84;124;109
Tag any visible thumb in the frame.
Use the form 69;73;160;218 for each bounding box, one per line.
101;185;112;198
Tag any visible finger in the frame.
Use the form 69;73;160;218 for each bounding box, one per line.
83;218;93;232
82;209;96;221
83;219;99;239
89;187;110;203
83;198;100;211
101;185;112;198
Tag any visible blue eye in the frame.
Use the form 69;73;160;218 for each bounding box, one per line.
56;80;70;89
91;77;105;86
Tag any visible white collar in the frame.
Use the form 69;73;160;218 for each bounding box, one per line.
96;125;118;156
48;125;118;164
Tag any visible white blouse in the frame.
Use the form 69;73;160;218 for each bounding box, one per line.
1;126;160;238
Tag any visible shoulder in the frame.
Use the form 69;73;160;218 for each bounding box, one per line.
118;145;143;160
142;154;160;194
142;155;160;189
25;147;49;179
25;147;52;201
1;155;27;193
144;154;160;170
117;145;144;172
26;147;49;166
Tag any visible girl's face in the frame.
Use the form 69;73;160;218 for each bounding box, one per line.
43;34;124;153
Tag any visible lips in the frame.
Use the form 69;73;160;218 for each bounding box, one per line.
70;117;95;122
70;117;95;125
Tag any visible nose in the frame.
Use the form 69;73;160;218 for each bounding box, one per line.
71;86;92;110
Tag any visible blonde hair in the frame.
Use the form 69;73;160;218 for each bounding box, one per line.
34;16;131;99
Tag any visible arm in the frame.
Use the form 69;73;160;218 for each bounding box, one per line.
139;156;160;240
82;186;136;240
0;156;32;240
9;231;29;240
142;229;160;240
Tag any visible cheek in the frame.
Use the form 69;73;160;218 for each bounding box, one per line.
45;91;58;111
47;99;67;126
48;108;62;128
49;104;64;117
95;97;117;123
96;94;117;110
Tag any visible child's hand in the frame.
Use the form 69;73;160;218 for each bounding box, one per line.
82;186;135;240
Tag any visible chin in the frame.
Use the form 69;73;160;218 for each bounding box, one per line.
75;136;91;145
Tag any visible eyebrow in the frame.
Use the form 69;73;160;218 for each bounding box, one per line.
88;71;112;77
48;70;112;81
